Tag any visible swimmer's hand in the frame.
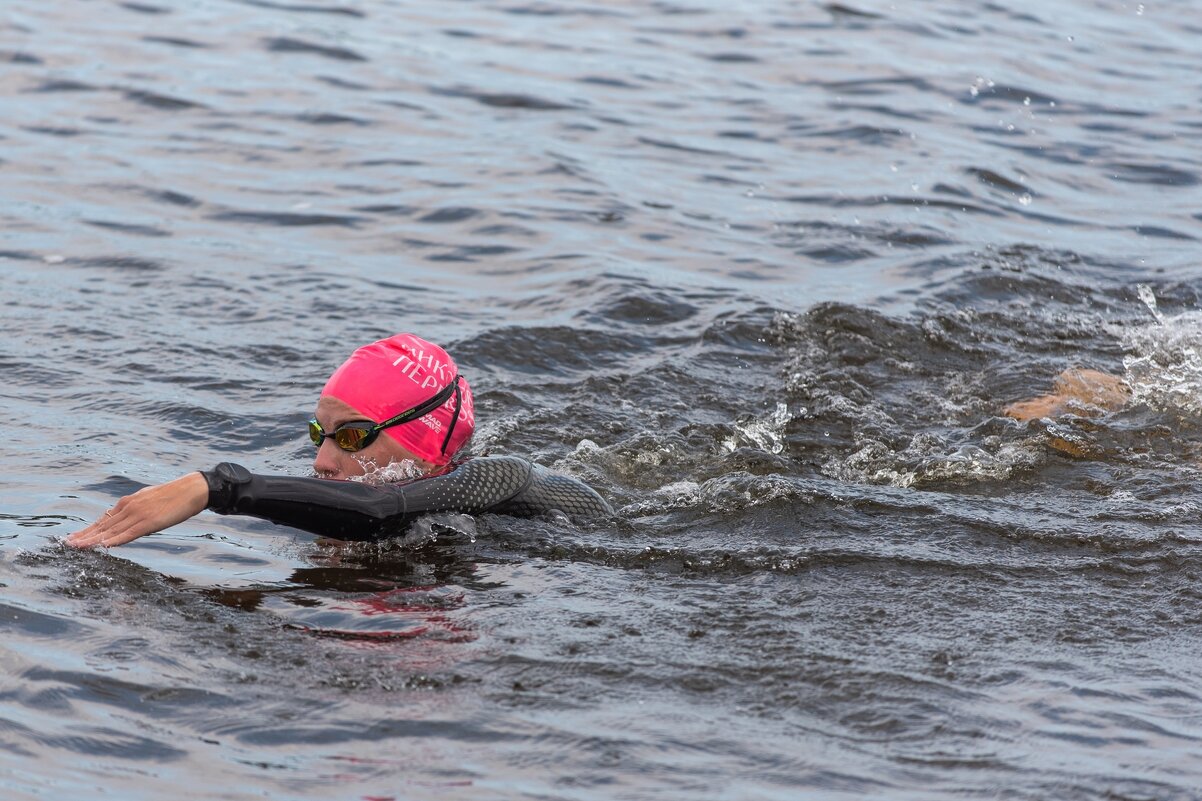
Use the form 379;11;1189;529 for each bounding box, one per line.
66;473;209;549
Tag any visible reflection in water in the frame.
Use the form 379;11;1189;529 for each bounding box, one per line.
204;534;483;642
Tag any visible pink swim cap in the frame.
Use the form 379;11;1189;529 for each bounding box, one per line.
321;333;475;465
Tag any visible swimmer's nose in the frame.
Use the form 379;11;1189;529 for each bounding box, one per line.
312;438;343;479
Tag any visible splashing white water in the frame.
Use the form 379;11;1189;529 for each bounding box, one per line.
726;402;793;454
347;457;425;484
624;473;817;516
825;434;1043;488
1122;309;1202;417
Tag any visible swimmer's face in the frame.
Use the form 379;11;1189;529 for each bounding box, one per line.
311;396;433;480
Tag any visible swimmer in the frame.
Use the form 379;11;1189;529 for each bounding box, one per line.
1003;367;1130;422
67;333;611;549
1002;367;1131;458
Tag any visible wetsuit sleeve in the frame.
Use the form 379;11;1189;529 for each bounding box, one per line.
203;462;406;540
200;457;609;540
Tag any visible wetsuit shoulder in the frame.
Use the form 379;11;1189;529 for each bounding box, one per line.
491;463;614;518
391;455;536;512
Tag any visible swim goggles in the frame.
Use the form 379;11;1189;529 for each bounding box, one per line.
308;375;462;455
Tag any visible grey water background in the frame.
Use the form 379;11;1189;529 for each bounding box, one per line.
3;0;1202;798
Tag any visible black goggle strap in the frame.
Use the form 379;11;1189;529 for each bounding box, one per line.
372;374;458;433
439;376;463;455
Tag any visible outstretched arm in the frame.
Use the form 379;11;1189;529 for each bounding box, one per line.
66;472;209;549
198;458;542;539
67;456;610;548
65;466;408;547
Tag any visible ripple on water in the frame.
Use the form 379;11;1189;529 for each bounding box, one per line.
5;0;1202;798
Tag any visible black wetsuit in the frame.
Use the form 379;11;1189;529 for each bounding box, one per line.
202;456;612;540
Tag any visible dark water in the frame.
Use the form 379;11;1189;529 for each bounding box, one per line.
4;0;1202;798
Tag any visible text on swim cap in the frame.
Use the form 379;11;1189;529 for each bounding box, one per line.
391;347;450;390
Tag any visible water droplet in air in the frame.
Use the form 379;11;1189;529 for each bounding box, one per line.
1136;3;1145;14
1018;193;1032;206
1136;284;1164;323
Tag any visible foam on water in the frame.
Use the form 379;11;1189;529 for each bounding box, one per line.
346;457;426;484
726;401;792;455
1122;306;1202;418
825;435;1045;489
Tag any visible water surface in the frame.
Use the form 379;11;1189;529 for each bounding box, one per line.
3;1;1202;798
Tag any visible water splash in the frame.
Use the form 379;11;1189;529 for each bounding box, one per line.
347;458;425;484
624;473;817;516
1136;284;1164;324
1122;311;1202;416
726;402;792;454
825;434;1044;488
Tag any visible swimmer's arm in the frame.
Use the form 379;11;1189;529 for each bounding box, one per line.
202;457;608;539
66;457;612;548
66;466;406;547
200;458;538;539
1004;368;1129;422
66;472;209;549
203;463;406;539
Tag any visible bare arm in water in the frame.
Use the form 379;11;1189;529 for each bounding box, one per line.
1003;368;1130;422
